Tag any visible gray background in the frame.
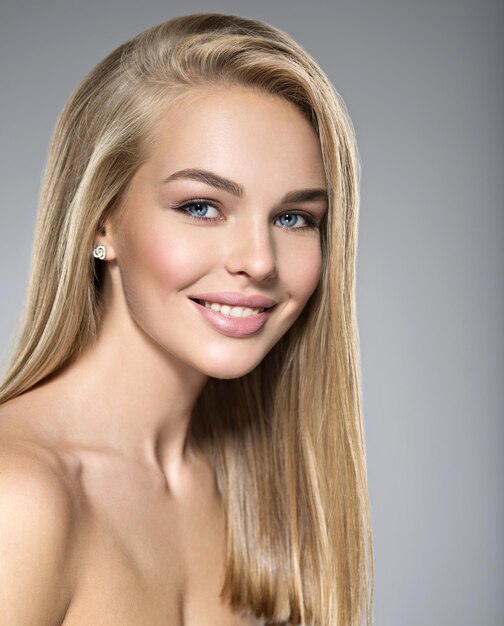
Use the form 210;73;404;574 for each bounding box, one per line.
1;1;502;624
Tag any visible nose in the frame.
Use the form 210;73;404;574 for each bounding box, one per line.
224;217;279;282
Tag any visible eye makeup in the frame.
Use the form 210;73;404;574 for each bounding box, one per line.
170;198;321;231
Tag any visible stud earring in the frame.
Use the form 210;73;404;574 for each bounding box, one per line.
93;244;107;260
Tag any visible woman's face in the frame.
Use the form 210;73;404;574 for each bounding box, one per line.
105;86;328;379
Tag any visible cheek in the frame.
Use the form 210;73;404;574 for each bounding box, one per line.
281;239;322;304
122;225;210;291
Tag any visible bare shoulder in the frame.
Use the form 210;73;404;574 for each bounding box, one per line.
0;439;77;624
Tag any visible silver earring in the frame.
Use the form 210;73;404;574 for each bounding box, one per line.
93;244;107;260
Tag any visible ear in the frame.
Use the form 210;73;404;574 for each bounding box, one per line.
93;216;118;261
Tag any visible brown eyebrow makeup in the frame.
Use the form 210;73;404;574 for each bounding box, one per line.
163;168;329;206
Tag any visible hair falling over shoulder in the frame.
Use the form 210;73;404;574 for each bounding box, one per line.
0;13;373;625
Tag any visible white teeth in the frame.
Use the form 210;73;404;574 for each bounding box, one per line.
202;300;263;317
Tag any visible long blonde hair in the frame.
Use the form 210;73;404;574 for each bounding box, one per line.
0;13;373;625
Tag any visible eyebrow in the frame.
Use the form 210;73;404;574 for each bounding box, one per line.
163;168;328;205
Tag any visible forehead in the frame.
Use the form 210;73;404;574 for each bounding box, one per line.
144;86;326;191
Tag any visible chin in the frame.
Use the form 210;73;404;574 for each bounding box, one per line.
203;363;261;381
196;351;265;380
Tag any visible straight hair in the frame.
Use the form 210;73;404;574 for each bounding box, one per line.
0;13;373;625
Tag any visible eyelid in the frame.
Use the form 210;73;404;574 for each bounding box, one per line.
170;197;221;211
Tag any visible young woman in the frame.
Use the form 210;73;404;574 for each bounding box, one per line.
0;12;373;626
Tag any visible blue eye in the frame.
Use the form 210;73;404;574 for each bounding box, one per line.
172;199;318;230
178;201;220;220
276;213;316;230
173;200;221;222
277;213;296;227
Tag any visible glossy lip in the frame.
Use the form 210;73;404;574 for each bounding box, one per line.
188;292;278;309
189;298;276;338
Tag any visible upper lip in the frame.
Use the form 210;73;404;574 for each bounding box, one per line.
189;292;278;308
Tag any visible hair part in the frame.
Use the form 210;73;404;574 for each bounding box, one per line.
0;13;373;625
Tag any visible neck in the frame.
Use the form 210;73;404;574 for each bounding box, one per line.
28;293;209;484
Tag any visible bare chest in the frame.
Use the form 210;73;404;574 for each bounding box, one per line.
61;455;264;626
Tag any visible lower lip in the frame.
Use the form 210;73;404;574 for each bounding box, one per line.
189;299;275;338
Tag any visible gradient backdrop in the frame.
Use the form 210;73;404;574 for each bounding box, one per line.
0;1;502;624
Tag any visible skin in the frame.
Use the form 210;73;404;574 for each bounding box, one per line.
0;86;328;625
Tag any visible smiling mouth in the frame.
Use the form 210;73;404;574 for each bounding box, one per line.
189;298;275;318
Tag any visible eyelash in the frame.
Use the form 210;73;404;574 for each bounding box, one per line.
172;198;319;231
